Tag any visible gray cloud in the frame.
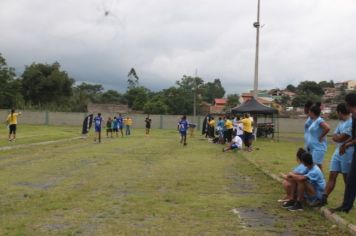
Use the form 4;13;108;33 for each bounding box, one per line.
1;0;355;94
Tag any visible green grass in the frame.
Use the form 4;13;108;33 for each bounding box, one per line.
246;132;356;225
0;127;347;235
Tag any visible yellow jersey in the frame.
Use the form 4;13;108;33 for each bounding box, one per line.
126;118;133;126
209;119;215;127
7;113;20;125
241;118;253;133
225;119;233;129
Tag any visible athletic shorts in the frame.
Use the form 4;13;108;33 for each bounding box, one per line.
106;128;112;132
9;124;16;134
330;153;353;174
304;185;323;202
310;149;326;165
95;126;101;132
231;143;240;150
180;131;187;136
119;125;123;130
112;128;118;132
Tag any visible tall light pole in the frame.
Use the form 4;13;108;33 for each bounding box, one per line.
253;0;261;98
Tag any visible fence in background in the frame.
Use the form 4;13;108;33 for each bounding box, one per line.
0;110;339;133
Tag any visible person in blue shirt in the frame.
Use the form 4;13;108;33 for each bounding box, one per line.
178;115;189;146
304;101;314;150
322;103;353;205
93;113;103;143
117;113;124;137
279;148;308;203
282;152;326;211
306;103;330;171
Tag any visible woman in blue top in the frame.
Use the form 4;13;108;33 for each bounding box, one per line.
304;101;314;150
307;103;330;171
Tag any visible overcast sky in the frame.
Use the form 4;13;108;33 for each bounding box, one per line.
1;0;355;94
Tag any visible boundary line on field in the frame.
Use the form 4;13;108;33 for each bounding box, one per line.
0;137;83;151
241;155;356;236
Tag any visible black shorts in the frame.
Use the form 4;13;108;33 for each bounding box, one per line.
9;124;16;134
113;128;118;132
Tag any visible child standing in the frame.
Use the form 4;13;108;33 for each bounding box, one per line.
106;117;113;138
178;115;189;146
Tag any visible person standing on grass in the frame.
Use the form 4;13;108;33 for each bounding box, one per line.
112;116;118;137
224;115;233;143
282;152;326;211
304;101;314;150
306;103;330;171
279;148;308;203
240;113;253;152
117;114;124;137
125;116;132;136
93;113;103;143
331;93;356;213
145;115;152;136
106;117;113;138
208;117;215;139
178;115;189;146
6;108;21;142
321;103;353;206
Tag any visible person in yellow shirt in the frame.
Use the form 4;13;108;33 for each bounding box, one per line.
125;116;133;135
6;109;22;142
240;113;253;151
224;116;234;143
208;117;216;138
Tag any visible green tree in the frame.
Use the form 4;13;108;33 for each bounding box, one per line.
0;53;23;108
100;90;124;104
21;62;74;108
225;94;240;110
297;81;324;96
70;83;104;112
200;78;225;103
124;86;149;110
319;80;334;88
143;94;168;114
286;84;296;92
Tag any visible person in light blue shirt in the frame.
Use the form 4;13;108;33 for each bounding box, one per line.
322;103;353;205
304;101;314;150
306;103;330;171
281;152;326;211
279;148;308;203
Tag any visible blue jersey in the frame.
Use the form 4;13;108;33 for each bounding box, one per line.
307;117;327;151
93;116;102;128
293;163;308;175
178;120;189;132
117;116;123;128
332;117;354;158
112;119;118;129
304;117;312;148
304;165;325;193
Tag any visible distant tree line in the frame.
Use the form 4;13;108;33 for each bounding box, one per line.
0;53;227;114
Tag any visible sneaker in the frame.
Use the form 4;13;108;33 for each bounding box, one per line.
309;200;322;208
330;206;349;213
183;143;187;146
288;201;304;211
282;200;295;209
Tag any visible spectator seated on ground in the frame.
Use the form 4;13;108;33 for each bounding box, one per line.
222;135;243;152
281;152;326;211
279;148;308;203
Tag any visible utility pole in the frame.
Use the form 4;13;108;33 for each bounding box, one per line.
193;69;197;123
253;0;261;98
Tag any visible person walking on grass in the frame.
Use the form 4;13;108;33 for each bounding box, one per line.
106;117;113;138
321;103;353;206
145;115;152;136
117;113;124;137
240;113;253;152
331;93;356;213
178;115;189;146
282;152;326;211
6;108;21;142
93;113;103;143
112;116;118;137
306;103;330;171
125;116;132;136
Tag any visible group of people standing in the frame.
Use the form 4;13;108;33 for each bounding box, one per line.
203;113;255;152
105;114;133;138
279;94;356;212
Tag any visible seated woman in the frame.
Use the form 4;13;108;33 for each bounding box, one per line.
278;148;308;202
222;134;243;152
282;152;326;211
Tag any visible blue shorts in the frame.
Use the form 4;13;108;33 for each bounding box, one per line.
95;126;101;132
231;143;240;150
311;149;326;165
180;131;187;136
329;152;353;174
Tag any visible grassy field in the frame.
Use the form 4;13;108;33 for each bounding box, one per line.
247;133;356;225
0;125;348;235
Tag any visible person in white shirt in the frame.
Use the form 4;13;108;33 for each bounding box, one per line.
222;135;243;152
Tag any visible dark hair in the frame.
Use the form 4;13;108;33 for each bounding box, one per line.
304;101;313;109
309;102;322;117
296;148;306;161
345;93;356;107
182;115;186;120
11;108;15;117
98;113;101;116
301;152;313;166
336;103;349;115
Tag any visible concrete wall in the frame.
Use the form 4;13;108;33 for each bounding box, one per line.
0;109;339;133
